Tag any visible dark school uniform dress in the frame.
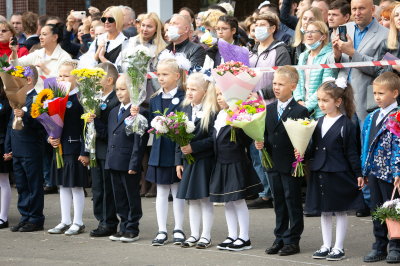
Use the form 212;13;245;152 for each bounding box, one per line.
264;98;308;246
146;88;185;185
0;95;12;173
175;104;216;200
50;91;89;188
305;115;365;213
91;90;120;229
209;110;263;203
5;89;45;226
95;104;149;234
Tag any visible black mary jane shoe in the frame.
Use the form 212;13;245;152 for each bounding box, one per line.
227;238;252;251
217;237;235;250
0;219;9;229
152;231;168;246
173;229;186;245
196;237;212;249
181;236;199;248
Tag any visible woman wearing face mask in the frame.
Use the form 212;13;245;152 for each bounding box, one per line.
249;12;291;104
200;9;225;46
80;6;127;72
289;7;324;65
293;21;336;119
203;15;248;69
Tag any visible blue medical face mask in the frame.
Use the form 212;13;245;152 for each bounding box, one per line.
255;26;272;42
300;27;305;34
305;36;324;50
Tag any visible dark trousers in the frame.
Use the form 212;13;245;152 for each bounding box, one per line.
110;170;142;234
13;156;45;226
43;141;53;187
91;159;119;229
369;176;400;251
268;170;304;245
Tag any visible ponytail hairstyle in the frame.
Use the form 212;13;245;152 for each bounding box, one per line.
217;15;246;46
45;22;64;43
317;78;355;120
182;72;220;132
152;58;187;98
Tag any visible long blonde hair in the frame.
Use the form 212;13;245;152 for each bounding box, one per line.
152;58;187;98
182;73;220;132
138;12;167;59
387;4;400;49
293;7;324;47
202;9;225;29
102;6;124;32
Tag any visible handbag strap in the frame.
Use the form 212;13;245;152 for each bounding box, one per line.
391;186;400;201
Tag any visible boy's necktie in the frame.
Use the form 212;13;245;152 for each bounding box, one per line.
118;107;125;122
278;104;284;121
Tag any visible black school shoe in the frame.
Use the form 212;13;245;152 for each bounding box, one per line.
0;219;8;229
326;248;345;261
356;206;371;217
387;250;400;263
173;229;185;245
152;231;168;246
227;238;252;251
109;231;125;241
312;246;331;259
19;223;44;232
247;197;273;209
120;232;139;243
363;250;388;262
266;242;284;254
217;237;235;250
278;244;300;256
196;237;212;249
10;222;26;232
90;226;117;237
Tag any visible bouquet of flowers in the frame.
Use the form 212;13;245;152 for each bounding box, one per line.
71;68;106;168
31;77;71;168
283;118;317;177
217;39;250;66
219;1;235;15
226;96;273;169
148;109;196;164
0;55;34;130
200;31;218;47
373;187;400;239
123;45;152;136
388;109;400;137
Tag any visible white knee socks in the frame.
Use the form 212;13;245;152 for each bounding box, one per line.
188;197;214;243
0;173;11;223
59;186;85;231
232;199;250;243
321;211;348;251
189;199;201;240
155;183;185;240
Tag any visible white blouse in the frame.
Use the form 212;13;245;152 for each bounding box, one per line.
321;114;343;138
214;109;228;137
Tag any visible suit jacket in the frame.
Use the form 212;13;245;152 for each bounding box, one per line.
96;90;120;160
95;105;149;172
148;89;186;167
264;99;309;174
174;104;216;165
327;20;389;121
0;95;12;144
22;36;40;51
122;26;138;38
5;90;45;157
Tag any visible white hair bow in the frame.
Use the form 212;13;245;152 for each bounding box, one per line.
258;1;271;9
158;50;192;71
323;77;347;90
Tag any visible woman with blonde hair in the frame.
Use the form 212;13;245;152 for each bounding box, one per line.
293;21;336;119
80;6;127;72
289;7;324;65
376;4;400;77
201;9;225;43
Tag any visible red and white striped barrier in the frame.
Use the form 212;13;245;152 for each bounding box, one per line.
145;59;400;78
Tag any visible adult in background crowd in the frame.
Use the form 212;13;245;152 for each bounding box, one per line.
379;5;395;28
10;12;25;44
329;0;389;224
379;0;395;9
374;5;383;21
61;10;93;59
179;7;196;30
10;23;71;91
120;6;138;38
83;6;127;72
289;7;324;65
163;14;206;67
0;21;28;59
328;0;351;38
259;3;293;44
293;21;335;120
21;12;39;50
281;0;312;30
312;0;330;24
37;15;49;37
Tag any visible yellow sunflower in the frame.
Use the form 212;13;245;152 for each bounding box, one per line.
35;89;54;105
30;104;41;118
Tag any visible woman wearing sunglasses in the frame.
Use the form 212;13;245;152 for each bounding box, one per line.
81;6;127;72
0;21;28;60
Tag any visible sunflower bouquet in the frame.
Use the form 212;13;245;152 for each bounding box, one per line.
0;63;35;130
31;78;71;168
71;68;106;168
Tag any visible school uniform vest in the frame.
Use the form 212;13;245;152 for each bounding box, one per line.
95;41;121;64
310;116;350;172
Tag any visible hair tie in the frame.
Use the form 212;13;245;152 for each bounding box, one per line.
323;77;347;90
158;50;191;71
188;63;213;82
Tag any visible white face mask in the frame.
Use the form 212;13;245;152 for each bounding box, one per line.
255;26;272;42
167;26;186;42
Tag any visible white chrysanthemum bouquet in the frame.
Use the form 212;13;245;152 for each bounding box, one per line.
148;109;196;164
373;189;400;239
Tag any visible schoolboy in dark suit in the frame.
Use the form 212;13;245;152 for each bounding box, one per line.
255;66;309;256
89;63;120;237
89;74;149;243
4;65;45;232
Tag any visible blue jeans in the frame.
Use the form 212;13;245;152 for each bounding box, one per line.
250;142;272;199
352;113;370;207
